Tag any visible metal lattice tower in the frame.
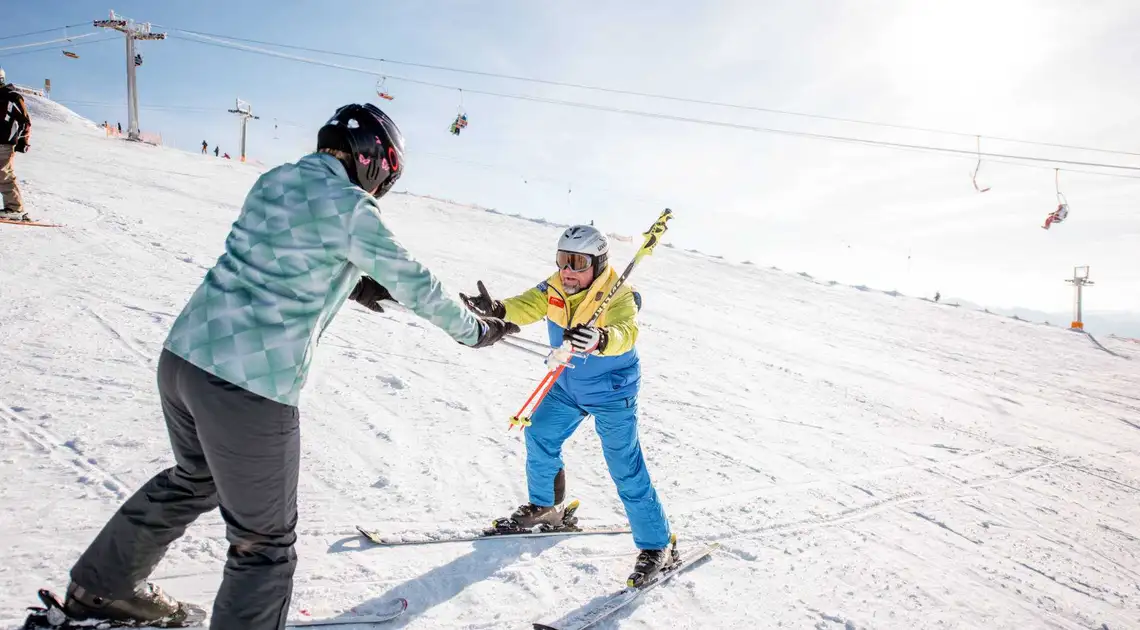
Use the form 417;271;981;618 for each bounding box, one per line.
93;11;165;141
1064;266;1094;330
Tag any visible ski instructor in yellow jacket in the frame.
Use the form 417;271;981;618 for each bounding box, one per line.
461;224;677;586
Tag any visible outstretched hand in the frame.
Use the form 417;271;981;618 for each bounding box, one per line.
468;317;521;349
460;280;506;318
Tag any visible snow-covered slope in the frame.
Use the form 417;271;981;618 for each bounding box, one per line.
2;96;1138;629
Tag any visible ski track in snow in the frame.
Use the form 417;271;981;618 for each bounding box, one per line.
1;95;1139;629
0;400;129;500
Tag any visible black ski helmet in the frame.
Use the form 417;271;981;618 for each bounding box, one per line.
317;103;405;197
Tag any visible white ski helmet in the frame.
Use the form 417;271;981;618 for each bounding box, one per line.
557;225;609;273
0;68;6;86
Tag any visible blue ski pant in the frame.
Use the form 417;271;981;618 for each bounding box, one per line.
525;384;671;550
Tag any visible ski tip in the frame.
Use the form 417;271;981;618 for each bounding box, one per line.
355;525;384;544
533;625;562;630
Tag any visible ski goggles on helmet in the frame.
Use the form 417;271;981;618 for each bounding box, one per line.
556;250;594;272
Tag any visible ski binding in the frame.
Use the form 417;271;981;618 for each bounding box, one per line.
22;588;207;629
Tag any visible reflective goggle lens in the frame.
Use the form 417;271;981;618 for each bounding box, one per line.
556;251;593;272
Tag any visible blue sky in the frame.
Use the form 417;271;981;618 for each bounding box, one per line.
3;1;1140;316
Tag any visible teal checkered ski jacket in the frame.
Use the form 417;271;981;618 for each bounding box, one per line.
163;152;481;406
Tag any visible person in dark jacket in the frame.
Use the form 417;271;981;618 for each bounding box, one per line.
0;68;31;221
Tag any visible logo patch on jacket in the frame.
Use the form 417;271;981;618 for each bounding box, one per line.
549;295;565;309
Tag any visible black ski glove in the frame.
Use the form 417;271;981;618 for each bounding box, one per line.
468;317;520;349
349;276;393;313
460;280;506;318
14;138;29;153
564;324;608;354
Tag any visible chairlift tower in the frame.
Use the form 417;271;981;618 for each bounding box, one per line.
227;99;259;163
93;10;165;141
1065;266;1093;330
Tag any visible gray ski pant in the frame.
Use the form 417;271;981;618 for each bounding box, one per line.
70;349;301;630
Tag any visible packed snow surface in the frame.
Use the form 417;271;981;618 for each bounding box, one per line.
1;96;1138;629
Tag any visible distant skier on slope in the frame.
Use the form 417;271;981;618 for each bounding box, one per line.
460;225;678;587
36;104;519;630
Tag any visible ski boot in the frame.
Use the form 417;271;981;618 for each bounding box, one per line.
23;582;205;628
0;209;31;223
487;499;581;535
626;534;680;587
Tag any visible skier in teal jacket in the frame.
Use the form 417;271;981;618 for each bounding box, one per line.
47;104;519;630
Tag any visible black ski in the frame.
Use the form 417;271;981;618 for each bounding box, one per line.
531;542;720;630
